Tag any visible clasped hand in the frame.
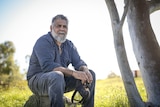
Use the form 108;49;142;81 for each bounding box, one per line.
72;70;93;84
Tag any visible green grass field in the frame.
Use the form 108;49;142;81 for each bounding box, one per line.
0;77;147;107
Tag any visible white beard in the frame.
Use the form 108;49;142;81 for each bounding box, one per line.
51;30;67;43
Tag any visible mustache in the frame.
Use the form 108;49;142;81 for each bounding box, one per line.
58;32;66;35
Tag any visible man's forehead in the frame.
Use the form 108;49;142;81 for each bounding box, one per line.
54;19;67;25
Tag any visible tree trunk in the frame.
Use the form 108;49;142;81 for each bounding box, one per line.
127;0;160;105
105;0;145;107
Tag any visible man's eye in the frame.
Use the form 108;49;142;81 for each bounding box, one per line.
63;25;67;29
56;25;67;29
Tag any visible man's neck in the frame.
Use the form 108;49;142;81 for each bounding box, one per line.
56;40;61;47
56;41;62;54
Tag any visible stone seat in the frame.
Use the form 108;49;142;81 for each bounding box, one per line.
24;94;77;107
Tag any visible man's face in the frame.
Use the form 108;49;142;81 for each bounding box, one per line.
51;19;68;43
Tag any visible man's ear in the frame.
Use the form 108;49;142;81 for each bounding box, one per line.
50;25;52;31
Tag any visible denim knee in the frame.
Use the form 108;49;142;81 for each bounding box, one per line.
89;70;96;81
48;71;65;87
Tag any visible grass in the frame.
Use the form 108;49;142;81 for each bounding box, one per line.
0;77;146;107
0;81;32;107
94;78;129;107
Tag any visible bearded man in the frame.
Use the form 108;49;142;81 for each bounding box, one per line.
27;14;96;107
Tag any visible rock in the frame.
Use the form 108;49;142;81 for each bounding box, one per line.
24;94;77;107
24;95;50;107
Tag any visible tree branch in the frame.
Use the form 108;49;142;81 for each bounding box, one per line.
119;0;130;31
147;0;160;13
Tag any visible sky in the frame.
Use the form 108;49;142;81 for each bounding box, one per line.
0;0;160;79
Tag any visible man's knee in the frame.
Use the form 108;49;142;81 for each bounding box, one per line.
48;71;64;81
89;69;96;80
54;71;64;76
48;71;65;88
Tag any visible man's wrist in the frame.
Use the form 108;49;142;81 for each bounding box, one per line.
79;66;89;72
71;70;73;76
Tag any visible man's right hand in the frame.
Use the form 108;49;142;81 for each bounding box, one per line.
72;71;89;84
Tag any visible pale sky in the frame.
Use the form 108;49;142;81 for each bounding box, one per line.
0;0;160;79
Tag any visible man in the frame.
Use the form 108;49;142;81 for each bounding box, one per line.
27;14;96;107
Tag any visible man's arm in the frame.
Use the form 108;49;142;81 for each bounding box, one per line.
79;66;89;72
53;67;74;76
53;66;92;84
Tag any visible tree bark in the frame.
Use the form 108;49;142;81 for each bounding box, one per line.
127;0;160;105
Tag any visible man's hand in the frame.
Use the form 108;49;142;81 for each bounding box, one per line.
72;70;93;84
84;70;93;84
78;66;93;84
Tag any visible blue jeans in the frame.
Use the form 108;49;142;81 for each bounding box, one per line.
28;70;96;107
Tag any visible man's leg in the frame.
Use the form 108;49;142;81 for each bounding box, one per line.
28;71;65;107
64;70;96;107
82;70;96;107
64;76;77;93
